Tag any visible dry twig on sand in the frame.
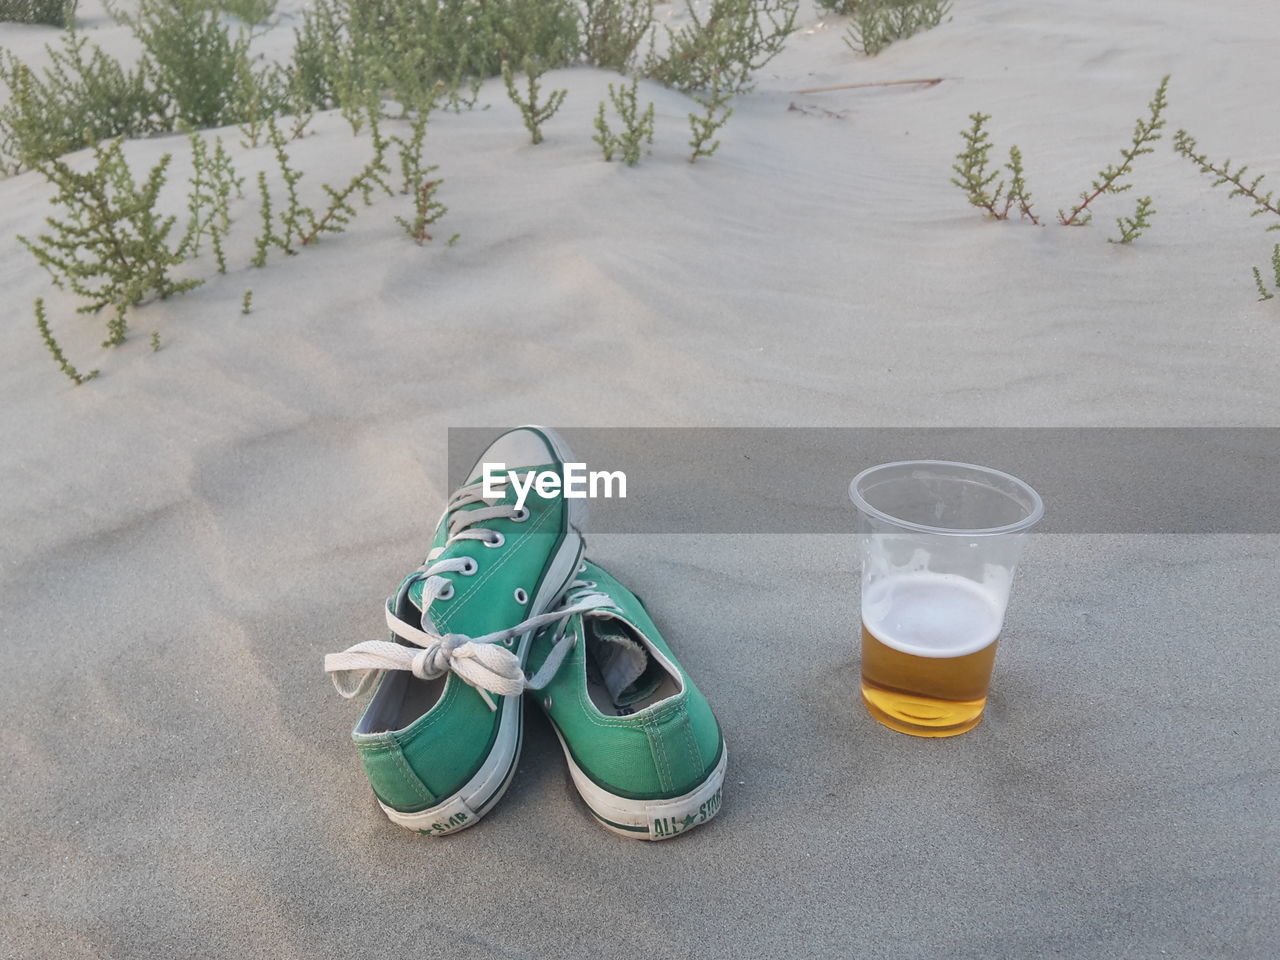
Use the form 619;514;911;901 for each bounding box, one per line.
790;77;943;95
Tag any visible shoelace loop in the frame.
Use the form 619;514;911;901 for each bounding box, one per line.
325;584;613;709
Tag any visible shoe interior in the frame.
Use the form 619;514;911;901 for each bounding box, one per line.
583;616;681;716
355;671;448;735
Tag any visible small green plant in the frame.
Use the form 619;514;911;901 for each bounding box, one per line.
181;133;242;274
35;298;97;385
251;113;392;257
1174;130;1280;299
502;57;568;145
950;113;1002;217
0;0;77;26
1109;195;1155;245
251;171;275;267
300;123;393;245
19;140;202;346
954;77;1168;240
950;114;1038;222
581;0;654;72
1002;144;1038;224
392;107;448;243
248;117;308;265
593;77;655;166
1059;75;1169;226
270;119;309;252
242;289;253;314
1252;267;1275;302
688;72;733;163
1172;130;1280;226
150;330;161;351
397;177;447;244
845;0;951;57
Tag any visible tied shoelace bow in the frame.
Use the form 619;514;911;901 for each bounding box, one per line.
324;478;611;709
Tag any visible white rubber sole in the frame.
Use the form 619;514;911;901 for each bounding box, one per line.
380;426;587;836
551;724;728;841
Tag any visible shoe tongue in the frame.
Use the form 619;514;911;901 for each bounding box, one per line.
402;575;439;629
407;579;428;617
586;617;653;705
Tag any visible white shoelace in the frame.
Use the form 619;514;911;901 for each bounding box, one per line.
324;481;611;709
521;578;607;691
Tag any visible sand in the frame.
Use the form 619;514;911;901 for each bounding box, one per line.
2;0;1278;957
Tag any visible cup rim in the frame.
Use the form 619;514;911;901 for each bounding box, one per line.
849;459;1044;537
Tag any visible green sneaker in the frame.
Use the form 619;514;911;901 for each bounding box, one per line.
525;561;727;840
324;426;588;835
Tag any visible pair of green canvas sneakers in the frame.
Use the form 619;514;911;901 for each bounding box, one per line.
324;427;725;840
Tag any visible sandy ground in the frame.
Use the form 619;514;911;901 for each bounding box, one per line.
2;1;1278;957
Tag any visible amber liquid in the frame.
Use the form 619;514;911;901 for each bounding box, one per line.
859;623;998;737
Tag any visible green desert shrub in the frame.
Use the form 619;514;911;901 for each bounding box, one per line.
0;3;294;173
845;0;951;57
580;0;653;72
19;131;246;354
215;0;276;24
0;0;77;26
0;34;165;173
646;0;796;97
110;0;286;131
289;0;579;116
18;139;203;346
643;0;795;161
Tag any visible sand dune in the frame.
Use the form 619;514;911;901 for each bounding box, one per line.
2;1;1277;957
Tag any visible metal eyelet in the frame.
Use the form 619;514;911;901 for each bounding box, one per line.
484;532;505;549
437;583;455;601
543;696;553;710
512;507;530;522
514;588;528;604
583;581;597;589
577;563;587;573
460;557;478;575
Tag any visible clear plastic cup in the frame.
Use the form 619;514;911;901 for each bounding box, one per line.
850;460;1043;737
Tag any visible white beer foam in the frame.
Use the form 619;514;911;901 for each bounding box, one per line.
863;572;1003;658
